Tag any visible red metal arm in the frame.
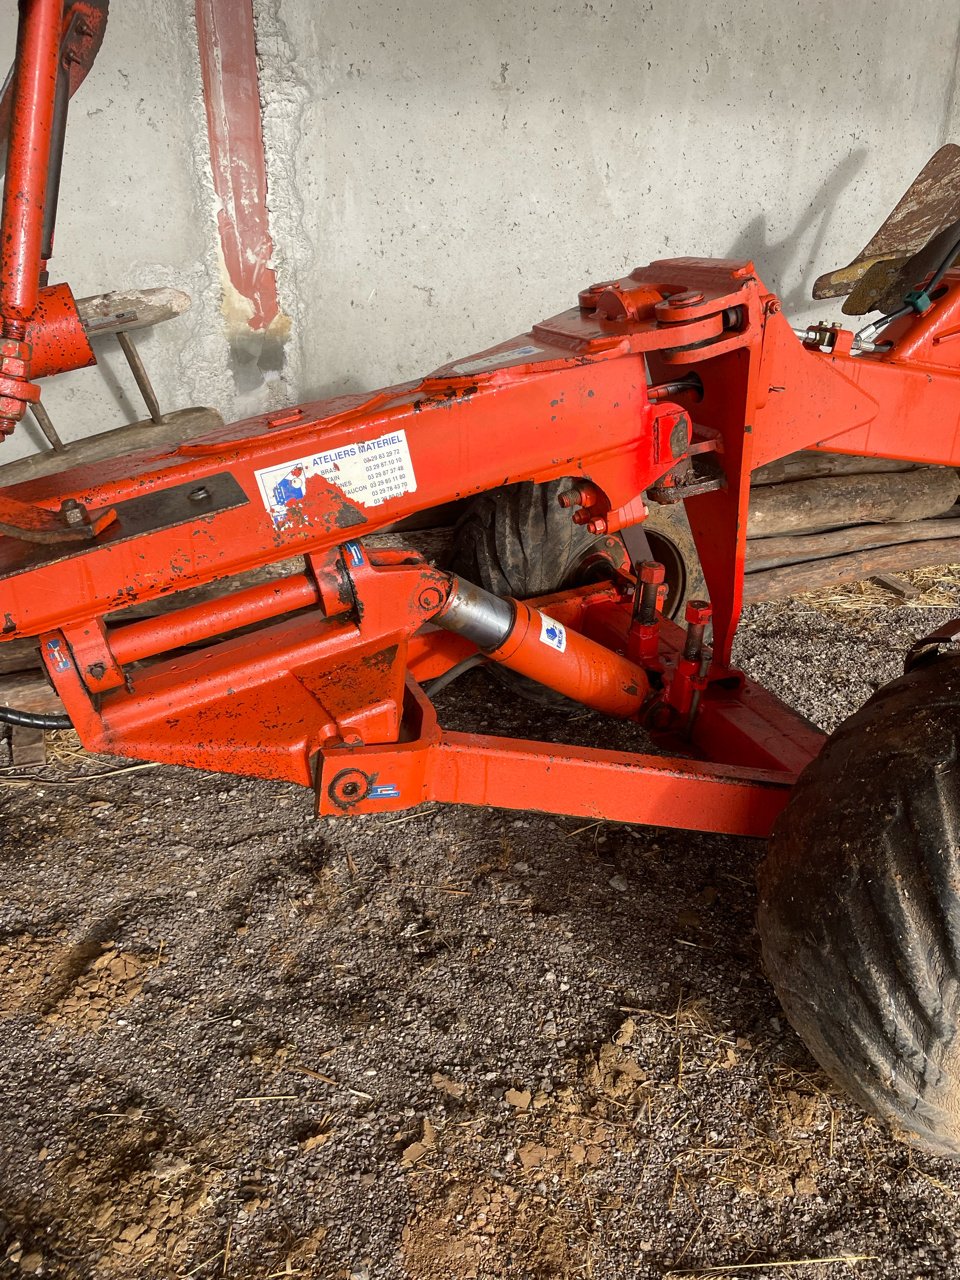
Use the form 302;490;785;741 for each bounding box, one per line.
0;0;62;435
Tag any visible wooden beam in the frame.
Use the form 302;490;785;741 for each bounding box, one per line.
751;451;917;487
745;516;960;571
746;466;960;538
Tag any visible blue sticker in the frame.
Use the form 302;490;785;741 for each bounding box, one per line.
539;615;567;653
345;541;364;567
369;783;400;799
46;638;70;672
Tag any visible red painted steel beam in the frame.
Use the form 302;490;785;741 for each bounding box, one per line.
194;0;280;332
316;722;796;839
0;0;62;325
431;733;795;838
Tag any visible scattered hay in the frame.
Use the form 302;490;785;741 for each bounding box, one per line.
783;562;960;617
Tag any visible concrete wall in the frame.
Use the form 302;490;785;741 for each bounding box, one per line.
2;1;960;462
0;0;294;462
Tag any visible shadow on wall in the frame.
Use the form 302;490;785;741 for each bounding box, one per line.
724;147;869;316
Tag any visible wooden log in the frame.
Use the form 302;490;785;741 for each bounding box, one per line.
743;536;960;603
745;516;960;571
746;466;960;538
0;670;63;713
751;450;917;487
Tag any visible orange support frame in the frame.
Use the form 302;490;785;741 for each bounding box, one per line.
3;253;959;837
3;0;960;838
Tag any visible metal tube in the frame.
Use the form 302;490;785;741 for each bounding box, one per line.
434;574;650;718
647;375;702;403
110;574;320;666
117;330;163;424
29;397;64;450
0;0;63;322
434;575;515;651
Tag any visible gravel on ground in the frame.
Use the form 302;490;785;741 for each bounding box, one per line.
2;575;960;1280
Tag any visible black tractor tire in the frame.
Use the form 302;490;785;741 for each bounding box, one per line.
758;653;960;1156
447;479;705;709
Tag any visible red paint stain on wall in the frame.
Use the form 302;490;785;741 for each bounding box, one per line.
195;0;280;332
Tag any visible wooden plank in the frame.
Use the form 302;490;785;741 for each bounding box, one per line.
743;536;960;603
871;572;921;599
0;670;63;712
746;466;960;538
745;516;960;571
77;287;192;336
0;405;224;486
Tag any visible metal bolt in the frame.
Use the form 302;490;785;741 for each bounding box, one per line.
635;561;665;626
683;598;712;661
418;586;444;612
60;498;85;526
189;486;210;503
587;517;607;535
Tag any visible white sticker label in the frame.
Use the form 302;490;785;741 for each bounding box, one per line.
539;614;567;653
255;429;417;525
451;344;543;376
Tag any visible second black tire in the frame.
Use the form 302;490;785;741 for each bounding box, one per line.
758;653;960;1156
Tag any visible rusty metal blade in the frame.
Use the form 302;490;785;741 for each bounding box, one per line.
844;216;960;316
813;144;960;312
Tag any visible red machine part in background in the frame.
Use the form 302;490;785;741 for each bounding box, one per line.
0;0;107;435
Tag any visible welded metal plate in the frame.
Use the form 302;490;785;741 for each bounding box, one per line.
813;145;960;312
0;471;248;581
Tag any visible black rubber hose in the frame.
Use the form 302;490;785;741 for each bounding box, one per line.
422;654;487;698
0;705;72;730
926;231;960;294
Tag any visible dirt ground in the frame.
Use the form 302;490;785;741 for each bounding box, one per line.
3;579;960;1280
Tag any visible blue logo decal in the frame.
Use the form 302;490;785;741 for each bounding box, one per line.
46;638;70;673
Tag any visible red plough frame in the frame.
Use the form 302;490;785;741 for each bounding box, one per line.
2;1;960;841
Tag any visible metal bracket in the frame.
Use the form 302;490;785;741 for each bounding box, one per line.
648;454;726;504
0;492;115;543
0;471;248;579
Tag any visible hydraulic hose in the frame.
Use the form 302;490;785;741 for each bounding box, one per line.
0;704;72;729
